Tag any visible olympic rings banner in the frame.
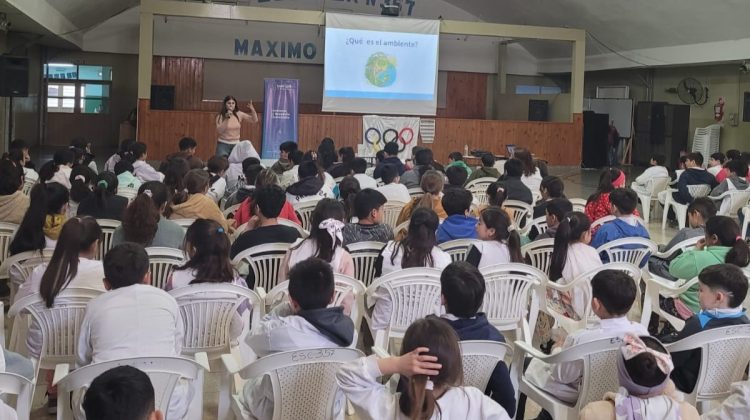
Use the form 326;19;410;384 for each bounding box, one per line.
362;115;420;161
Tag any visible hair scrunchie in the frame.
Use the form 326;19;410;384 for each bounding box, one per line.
143;189;153;197
74;174;86;182
97;180;108;189
318;218;344;248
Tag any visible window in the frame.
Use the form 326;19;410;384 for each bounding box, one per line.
515;85;562;95
43;63;112;114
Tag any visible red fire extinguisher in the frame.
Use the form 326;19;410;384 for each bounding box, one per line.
714;96;725;122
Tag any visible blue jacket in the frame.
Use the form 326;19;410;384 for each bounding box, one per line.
437;215;478;244
591;218;651;265
444;314;516;416
673;168;717;204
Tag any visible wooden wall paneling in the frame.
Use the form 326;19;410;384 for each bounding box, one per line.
436;72;487;119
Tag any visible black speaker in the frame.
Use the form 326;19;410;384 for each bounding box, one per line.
744;92;750;122
581;111;610;168
150;85;175;110
0;56;28;97
528;100;549;121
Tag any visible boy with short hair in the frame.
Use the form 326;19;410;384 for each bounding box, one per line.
206;155;229;203
376;164;410;203
707;152;726;176
243;257;355;419
351;157;377;189
465;153;500;184
437;188;478;243
648;197;716;279
279;149;304;189
231;185;300;259
523;270;648;405
710;159;749;213
535;198;573;241
631;154;669;196
660;152;717;205
440;262;516;416
342;188;394;246
83;365;163;420
271;141;298;175
591;188;650;250
444;165;469;194
446;152;473;176
373;141;405;179
533;175;565;218
665;264;750;393
77;243;186;419
161;136;204;171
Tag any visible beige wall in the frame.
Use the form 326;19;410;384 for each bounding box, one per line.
491;74;571;122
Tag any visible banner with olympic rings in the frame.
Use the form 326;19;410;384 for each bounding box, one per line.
362;115;420;161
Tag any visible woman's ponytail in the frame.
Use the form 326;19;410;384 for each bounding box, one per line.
399;375;438;420
549;211;591;280
93;172;118;210
708;216;750;267
727;237;750;268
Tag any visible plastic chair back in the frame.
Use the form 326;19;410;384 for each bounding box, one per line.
569;198;587;212
590;215;615;230
521;239;554;274
438;239;478;263
278;218;309;238
8;288;104;371
6;249;54;303
222;203;241;219
0;222;19;265
231;243;289;291
465;177;497;206
0;371;34;420
170;283;263;358
479;263;544;341
596;237;658;267
235;348;364;420
293;201;318;232
21;178;36;195
95;219;121;260
116;186;138;203
345;241;387;286
714;189;750;216
382;200;407;229
687;184;711;199
407;188;423;198
503;200;532;229
460;340;512;392
145;247;187;290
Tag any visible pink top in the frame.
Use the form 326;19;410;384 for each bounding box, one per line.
216;111;254;143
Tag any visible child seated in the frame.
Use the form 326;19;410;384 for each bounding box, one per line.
579;334;699;420
664;264;750;394
590;188;650;254
352;157;377;189
444;165;469;194
270;141;297;174
243;258;355;419
130;142;164;182
523;270;648;406
104;139;134;173
498;158;532;204
342;188;394;246
465;153;500;184
631;154;669;196
206;155;229;203
707;151;725;177
169;169;230;231
585;168;633;230
440;262;516;416
702;380;750;419
532;175;565;218
648;197;715;280
160;136;204;171
710;159;749;214
225;162;262;208
375;163;410;203
437;188;478;244
534;198;572;241
83;366;164;420
286;160;335;205
337;316;510;419
226;142;261;197
77;243;187;419
466;206;523;269
446;151;473;176
114;160;141;190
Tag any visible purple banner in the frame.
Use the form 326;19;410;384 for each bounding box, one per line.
262;78;299;159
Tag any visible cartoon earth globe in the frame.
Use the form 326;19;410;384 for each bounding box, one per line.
365;52;397;88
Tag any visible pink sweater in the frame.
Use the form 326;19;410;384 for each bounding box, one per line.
216;111;254;142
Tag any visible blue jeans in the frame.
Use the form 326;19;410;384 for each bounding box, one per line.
216;142;236;158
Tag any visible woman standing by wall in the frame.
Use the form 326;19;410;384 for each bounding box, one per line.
215;95;260;158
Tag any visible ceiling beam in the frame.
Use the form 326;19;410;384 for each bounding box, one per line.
5;0;83;48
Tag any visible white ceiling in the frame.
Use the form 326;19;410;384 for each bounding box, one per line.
6;0;750;70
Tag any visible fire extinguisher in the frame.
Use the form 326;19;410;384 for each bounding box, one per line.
714;96;725;122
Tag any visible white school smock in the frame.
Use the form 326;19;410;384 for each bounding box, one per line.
470;240;512;270
132;160;165;182
560;242;603;317
524;316;648;404
337;355;510;420
376;183;411;203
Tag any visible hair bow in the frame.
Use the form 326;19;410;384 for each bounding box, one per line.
143;189;153;197
318;218;344;248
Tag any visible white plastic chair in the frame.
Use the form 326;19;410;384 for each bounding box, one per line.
460;340;513;393
0;222;19;264
438;239;478;262
596;237;658;267
504;200;532;230
292;201;318;232
115;186;138;203
53;354;209;420
665;325;750;412
635;176;671;222
661;185;712;230
220;347;364;420
345;241;386;286
710;188;750;217
522;216;548;237
231;243;289;291
569;198;587;213
8;288;104;380
640;275;697;330
465;177;497;206
169;283;264;360
407;187;423;198
172;218;196;232
479;263;545;343
21;177;36;196
4;249;54;305
145;247;187;290
521;238;554;274
0;370;34;420
590;214;615;231
223;203;241;219
393;220;409;237
651;236;701;261
94;219;121;260
513;336;627;420
364;268;443;353
278;218;309;238
382;200;407;229
743;206;750;240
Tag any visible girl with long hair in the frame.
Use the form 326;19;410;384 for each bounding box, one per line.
169;169;230;231
0;159;29;224
233;168;301;227
167;219;249;338
112;181;185;249
77;171;128;220
103;138;135;173
39;149;75;189
513;147;546;193
396;170;447;226
548;211;603;318
161;156;190;195
9;182;69;255
337;316;510;420
338;176;361;221
371;208;452;330
215;95;259;158
278;198;354;281
466;206;523;269
585;167;639;230
68;164;96;217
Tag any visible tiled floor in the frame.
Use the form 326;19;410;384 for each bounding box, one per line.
19;163;678;420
